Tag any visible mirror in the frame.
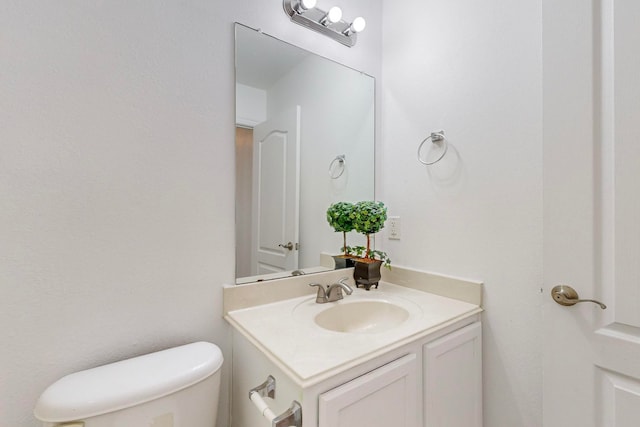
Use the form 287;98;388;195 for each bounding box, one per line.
235;23;375;284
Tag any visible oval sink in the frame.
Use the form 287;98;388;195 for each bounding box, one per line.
314;301;410;334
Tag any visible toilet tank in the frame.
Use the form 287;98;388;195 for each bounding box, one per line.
34;342;223;427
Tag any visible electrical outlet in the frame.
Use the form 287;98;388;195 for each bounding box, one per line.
388;216;401;240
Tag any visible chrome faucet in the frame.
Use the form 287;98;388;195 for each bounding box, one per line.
309;283;328;303
326;277;353;302
309;278;353;304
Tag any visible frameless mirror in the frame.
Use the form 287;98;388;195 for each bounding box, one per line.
235;23;375;284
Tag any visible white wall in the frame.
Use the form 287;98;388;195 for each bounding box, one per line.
0;1;382;426
235;85;266;278
236;84;267;127
380;1;543;426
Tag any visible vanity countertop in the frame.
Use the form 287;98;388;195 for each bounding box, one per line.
225;281;482;387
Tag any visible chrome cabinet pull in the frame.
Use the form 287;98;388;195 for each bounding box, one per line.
551;285;607;309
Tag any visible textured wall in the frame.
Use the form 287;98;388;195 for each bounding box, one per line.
380;1;543;426
0;1;382;426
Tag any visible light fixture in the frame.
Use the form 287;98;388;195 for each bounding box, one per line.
282;0;366;47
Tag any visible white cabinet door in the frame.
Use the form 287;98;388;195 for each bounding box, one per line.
423;322;482;427
318;353;419;427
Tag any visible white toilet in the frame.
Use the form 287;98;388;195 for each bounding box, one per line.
34;342;223;427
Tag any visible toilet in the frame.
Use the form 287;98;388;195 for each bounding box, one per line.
34;342;223;427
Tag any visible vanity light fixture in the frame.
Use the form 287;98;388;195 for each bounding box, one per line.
283;0;366;47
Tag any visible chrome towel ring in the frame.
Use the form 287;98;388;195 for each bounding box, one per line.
329;154;346;179
417;130;448;165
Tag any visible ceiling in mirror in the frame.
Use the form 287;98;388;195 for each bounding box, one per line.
234;23;375;285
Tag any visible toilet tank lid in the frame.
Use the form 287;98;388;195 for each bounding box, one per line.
34;341;223;422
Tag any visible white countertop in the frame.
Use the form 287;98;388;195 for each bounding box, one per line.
225;281;481;387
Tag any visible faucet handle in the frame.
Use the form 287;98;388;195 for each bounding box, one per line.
309;283;328;304
326;279;354;302
337;277;354;295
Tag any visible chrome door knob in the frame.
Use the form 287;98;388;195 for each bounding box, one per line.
551;285;607;309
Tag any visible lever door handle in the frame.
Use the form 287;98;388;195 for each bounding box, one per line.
551;285;606;309
278;242;294;251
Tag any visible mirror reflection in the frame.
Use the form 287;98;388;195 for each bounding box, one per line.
235;23;375;284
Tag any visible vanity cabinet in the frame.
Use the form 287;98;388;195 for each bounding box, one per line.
423;322;482;427
231;318;482;427
318;353;419;427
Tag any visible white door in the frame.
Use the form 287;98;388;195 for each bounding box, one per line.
543;1;640;426
251;106;301;276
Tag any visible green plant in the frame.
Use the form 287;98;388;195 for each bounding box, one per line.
345;245;366;257
348;246;391;269
326;202;355;255
369;249;392;269
352;201;390;268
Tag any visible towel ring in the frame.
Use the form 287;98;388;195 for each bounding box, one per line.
329;155;346;179
417;131;448;165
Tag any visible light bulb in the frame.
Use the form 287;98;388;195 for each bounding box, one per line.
295;0;316;13
327;6;343;22
321;6;343;25
351;17;366;32
301;0;316;9
344;17;366;35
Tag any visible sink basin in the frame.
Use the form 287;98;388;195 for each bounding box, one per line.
314;301;410;333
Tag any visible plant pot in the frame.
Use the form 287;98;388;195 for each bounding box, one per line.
353;258;382;290
332;255;356;270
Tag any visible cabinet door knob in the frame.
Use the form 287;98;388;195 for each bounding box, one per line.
551;285;606;309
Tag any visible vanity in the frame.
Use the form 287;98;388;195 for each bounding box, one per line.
224;267;483;427
231;22;483;427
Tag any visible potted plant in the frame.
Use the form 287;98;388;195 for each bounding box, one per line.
351;201;391;290
326;202;356;269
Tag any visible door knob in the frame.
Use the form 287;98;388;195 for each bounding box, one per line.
278;242;294;251
551;285;607;309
